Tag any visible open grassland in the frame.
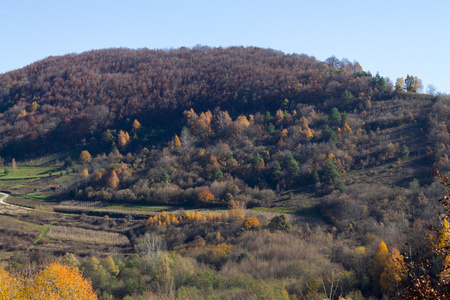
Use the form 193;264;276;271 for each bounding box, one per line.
46;226;130;245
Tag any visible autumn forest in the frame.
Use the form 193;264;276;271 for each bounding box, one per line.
0;46;449;299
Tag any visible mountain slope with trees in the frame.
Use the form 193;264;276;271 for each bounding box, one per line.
1;46;449;299
1;46;385;157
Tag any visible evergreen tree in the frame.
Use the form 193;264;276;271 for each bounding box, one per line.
214;167;223;179
268;215;291;232
322;159;345;191
271;161;282;184
161;171;171;183
330;107;342;127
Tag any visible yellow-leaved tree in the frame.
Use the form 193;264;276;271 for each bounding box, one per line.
243;217;260;230
155;253;173;296
370;241;389;295
0;262;97;299
380;248;406;296
31;101;38;112
173;135;181;148
117;130;130;148
395;78;404;92
0;268;21;299
79;150;92;163
132;119;141;132
80;168;89;179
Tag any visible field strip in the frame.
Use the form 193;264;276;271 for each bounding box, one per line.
47;226;130;245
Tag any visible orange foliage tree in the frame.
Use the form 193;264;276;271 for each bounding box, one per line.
117;130;130;148
244;217;260;230
0;268;21;299
236;115;250;127
79;150;92;163
131;119;141;132
197;188;215;206
172;134;181;148
380;248;406;296
0;262;97;299
107;170;120;188
80;168;89;179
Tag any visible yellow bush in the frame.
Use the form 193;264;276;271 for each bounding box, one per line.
244;217;260;230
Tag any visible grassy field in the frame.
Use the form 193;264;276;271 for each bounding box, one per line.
0;164;60;180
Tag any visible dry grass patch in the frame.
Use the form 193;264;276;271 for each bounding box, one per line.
46;226;129;245
0;215;41;232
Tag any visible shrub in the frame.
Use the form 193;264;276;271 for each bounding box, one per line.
268;215;290;232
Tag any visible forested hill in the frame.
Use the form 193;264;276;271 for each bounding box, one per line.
4;46;450;299
1;46;386;156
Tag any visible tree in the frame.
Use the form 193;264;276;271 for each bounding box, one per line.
102;256;119;276
244;217;260;230
161;170;171;183
197;188;215;206
427;84;438;95
213;167;223;179
276;109;284;123
173;135;181;148
80;150;92;163
268;215;291;232
132;119;141;132
107;170;120;188
380;248;406;296
80;168;89;179
322;159;345;191
155;254;173;295
11;158;17;171
29;262;97;299
236;115;250;127
404;75;423;93
117;130;130;148
271;161;282;184
322;125;337;142
284;154;300;185
342;89;354;102
372;72;387;92
330;107;342;127
64;157;74;169
400;144;410;159
31;101;38;112
395;77;404;92
0;262;97;299
371;241;389;296
401;169;450;299
0;268;20;299
267;122;276;134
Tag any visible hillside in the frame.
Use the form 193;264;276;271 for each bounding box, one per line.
0;46;449;299
1;46;384;156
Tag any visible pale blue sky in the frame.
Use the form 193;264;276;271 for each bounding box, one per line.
1;0;449;93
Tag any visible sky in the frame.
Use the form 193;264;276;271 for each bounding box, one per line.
1;0;449;94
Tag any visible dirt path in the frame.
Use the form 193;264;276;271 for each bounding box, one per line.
0;192;32;210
